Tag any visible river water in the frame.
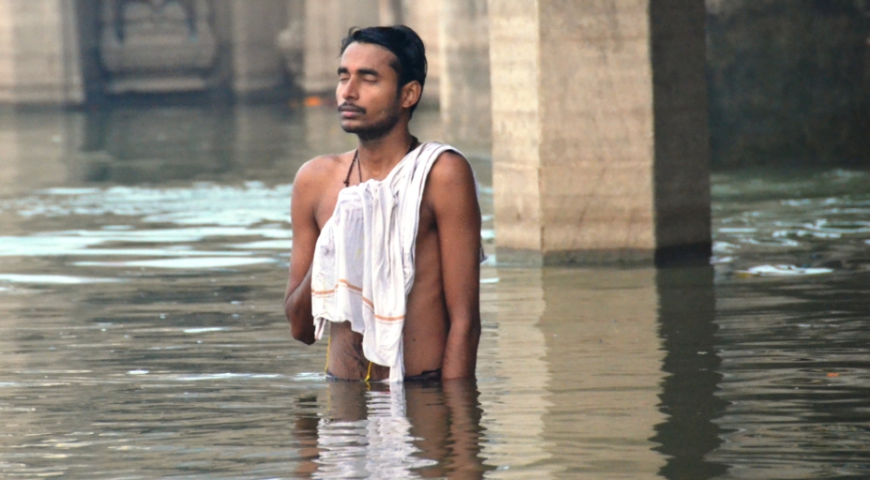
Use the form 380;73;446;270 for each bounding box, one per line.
0;104;867;479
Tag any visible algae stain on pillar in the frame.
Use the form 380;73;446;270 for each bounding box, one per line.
489;0;711;265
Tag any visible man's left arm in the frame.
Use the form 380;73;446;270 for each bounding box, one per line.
429;151;482;380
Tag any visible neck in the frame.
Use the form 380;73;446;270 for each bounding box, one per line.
357;124;416;181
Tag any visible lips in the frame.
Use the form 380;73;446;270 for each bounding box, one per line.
338;104;365;117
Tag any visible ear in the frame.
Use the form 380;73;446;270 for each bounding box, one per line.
400;81;422;110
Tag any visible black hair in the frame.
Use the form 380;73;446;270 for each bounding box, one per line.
340;25;427;115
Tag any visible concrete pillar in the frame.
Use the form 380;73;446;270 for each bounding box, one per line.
378;0;403;25
489;0;710;265
300;0;379;94
0;0;84;105
402;1;440;107
438;0;491;146
276;0;305;86
228;0;288;96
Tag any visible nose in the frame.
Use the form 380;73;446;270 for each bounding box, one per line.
338;76;359;102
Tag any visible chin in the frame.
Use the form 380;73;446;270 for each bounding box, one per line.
341;124;361;134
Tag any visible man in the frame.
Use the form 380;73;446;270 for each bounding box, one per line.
283;26;481;381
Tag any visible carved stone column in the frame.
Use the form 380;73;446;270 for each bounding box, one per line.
100;0;218;93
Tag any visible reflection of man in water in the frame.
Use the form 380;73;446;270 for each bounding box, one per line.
293;380;488;478
283;26;482;381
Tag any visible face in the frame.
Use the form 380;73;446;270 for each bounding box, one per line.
336;42;416;140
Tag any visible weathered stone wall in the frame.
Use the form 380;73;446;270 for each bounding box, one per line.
707;0;870;167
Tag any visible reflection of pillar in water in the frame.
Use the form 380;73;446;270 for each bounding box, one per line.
538;268;667;479
231;104;292;179
652;266;726;479
478;268;556;478
84;105;233;183
0;111;83;197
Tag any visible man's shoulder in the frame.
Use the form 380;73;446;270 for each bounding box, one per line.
426;147;475;189
421;146;479;216
294;152;351;191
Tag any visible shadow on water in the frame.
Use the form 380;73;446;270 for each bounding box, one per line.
653;266;729;479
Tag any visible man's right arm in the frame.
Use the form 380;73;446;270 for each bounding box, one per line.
284;161;323;345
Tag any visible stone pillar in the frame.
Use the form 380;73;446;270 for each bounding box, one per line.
378;0;402;25
300;0;379;94
403;1;440;107
489;0;710;265
276;0;305;86
0;0;84;105
228;0;288;96
438;0;490;146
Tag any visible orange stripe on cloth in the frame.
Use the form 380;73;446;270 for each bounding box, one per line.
314;280;405;322
337;279;362;292
312;279;362;296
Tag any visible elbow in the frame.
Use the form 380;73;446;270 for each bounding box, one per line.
285;298;315;345
291;323;315;345
470;317;481;339
454;314;481;344
464;316;482;345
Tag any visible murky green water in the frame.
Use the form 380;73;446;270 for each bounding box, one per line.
0;105;868;479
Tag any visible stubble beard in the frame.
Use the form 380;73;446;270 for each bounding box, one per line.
341;109;401;142
340;92;404;142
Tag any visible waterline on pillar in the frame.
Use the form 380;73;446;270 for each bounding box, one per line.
494;244;713;267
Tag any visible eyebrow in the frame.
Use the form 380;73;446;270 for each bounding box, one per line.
337;67;381;77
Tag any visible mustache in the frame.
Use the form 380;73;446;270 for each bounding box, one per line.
338;103;365;114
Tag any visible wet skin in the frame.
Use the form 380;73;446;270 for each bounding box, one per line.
284;41;481;381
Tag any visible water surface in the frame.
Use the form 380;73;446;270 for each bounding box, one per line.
0;106;868;479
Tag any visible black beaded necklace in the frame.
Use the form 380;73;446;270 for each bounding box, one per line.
343;137;419;188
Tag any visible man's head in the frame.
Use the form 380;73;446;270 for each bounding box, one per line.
336;26;427;140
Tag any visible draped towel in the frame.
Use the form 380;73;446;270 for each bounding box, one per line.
310;142;462;383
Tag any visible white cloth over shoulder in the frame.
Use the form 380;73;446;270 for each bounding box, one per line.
310;142;463;383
